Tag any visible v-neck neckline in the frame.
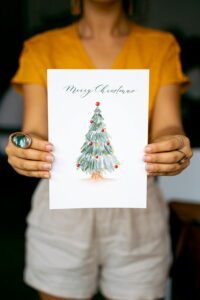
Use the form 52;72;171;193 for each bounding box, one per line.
72;22;135;69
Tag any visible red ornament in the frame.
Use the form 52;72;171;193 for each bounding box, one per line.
89;142;93;146
77;163;80;167
90;120;94;124
101;128;105;132
95;155;99;159
96;102;100;106
106;141;110;145
114;164;118;169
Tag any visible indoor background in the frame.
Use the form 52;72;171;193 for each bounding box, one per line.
0;0;200;299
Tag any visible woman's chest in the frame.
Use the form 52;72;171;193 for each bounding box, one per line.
78;37;128;69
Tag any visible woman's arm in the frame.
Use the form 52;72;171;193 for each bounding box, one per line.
144;84;193;176
6;84;53;178
22;84;48;139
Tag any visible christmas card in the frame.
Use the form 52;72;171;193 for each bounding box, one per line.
48;69;149;209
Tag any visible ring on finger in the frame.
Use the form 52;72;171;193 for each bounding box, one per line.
11;132;32;149
177;149;189;165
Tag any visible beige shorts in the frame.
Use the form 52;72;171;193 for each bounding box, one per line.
24;177;171;300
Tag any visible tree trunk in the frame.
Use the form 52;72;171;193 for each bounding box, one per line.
91;171;103;180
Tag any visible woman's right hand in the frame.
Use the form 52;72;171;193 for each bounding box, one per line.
5;133;54;178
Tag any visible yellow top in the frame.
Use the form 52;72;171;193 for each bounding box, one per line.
12;22;190;118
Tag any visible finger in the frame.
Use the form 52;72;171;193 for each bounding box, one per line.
10;147;54;162
145;160;189;173
9;156;52;172
14;167;51;179
182;148;193;160
146;159;190;176
145;137;180;153
143;150;186;164
31;136;54;151
147;171;180;176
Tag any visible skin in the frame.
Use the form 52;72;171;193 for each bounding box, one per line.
5;0;193;299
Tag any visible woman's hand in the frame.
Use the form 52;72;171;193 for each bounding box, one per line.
5;133;54;178
143;135;193;176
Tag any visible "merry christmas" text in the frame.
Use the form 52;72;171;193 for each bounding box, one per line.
63;84;135;98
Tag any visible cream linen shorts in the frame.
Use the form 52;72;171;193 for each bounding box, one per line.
24;177;171;300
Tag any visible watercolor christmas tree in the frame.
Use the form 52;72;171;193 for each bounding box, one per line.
76;102;120;180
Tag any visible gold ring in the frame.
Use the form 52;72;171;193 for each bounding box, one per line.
177;149;189;165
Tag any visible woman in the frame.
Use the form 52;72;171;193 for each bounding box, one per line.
6;0;192;299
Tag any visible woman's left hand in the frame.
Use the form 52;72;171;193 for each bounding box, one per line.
143;135;193;176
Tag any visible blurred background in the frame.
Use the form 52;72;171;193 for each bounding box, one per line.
0;0;200;299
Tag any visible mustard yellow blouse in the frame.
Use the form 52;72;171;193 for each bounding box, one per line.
12;22;190;119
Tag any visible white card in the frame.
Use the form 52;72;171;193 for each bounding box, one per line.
48;69;149;209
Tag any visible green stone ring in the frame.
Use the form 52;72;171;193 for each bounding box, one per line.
11;132;32;149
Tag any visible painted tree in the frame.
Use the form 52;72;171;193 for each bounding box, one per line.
76;102;120;180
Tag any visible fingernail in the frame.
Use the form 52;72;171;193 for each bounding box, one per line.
146;164;153;171
42;163;52;170
43;173;50;178
143;155;151;162
45;144;54;151
145;146;152;152
46;155;54;162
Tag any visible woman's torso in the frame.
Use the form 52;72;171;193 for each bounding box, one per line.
12;22;187;119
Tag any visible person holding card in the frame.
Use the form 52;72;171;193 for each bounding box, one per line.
6;0;192;300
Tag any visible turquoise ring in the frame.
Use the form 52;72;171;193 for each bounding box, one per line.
11;132;32;149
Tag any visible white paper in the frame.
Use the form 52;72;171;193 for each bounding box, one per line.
48;69;149;209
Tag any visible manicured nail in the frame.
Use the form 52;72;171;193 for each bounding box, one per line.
45;144;54;151
43;173;50;178
42;163;52;170
146;164;153;171
145;146;152;152
46;155;54;162
147;173;154;176
143;155;151;162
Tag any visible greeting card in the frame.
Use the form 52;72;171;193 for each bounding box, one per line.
48;69;149;209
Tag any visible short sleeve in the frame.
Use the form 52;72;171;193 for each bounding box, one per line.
159;35;190;93
11;40;46;93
